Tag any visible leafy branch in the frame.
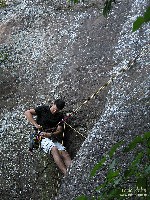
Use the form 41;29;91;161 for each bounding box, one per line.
69;1;150;32
69;0;116;17
132;6;150;32
102;0;116;17
76;132;150;199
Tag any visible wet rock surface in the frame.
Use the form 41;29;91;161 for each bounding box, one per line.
0;0;149;199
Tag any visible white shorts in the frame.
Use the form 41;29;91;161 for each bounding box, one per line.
40;138;66;154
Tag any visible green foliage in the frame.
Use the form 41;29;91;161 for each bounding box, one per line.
68;1;149;32
103;0;116;17
90;141;123;177
108;141;123;158
132;6;150;32
75;195;88;200
123;136;143;152
0;0;7;8
90;156;106;177
69;0;116;17
68;0;84;4
76;132;150;199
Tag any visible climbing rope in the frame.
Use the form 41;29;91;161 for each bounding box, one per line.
29;56;139;198
64;120;86;139
62;56;139;136
74;58;137;113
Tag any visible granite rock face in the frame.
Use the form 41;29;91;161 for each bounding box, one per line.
0;0;149;199
57;0;150;199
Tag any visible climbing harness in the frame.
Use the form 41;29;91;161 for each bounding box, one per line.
29;130;42;152
29;123;66;152
29;127;56;152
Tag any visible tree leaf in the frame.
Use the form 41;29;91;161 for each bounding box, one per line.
107;188;123;199
124;153;143;178
143;132;150;148
146;148;150;156
143;131;150;140
123;136;143;152
132;7;150;32
109;159;116;169
145;165;150;174
124;169;133;178
75;195;88;200
69;0;79;4
132;16;145;32
130;152;143;168
136;177;147;189
108;141;124;158
96;182;107;191
114;177;122;186
144;6;150;22
90;156;106;177
103;0;112;17
74;0;79;3
106;170;120;181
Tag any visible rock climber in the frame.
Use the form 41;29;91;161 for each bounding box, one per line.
24;99;72;175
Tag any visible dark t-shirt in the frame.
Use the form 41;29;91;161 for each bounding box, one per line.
35;105;64;131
